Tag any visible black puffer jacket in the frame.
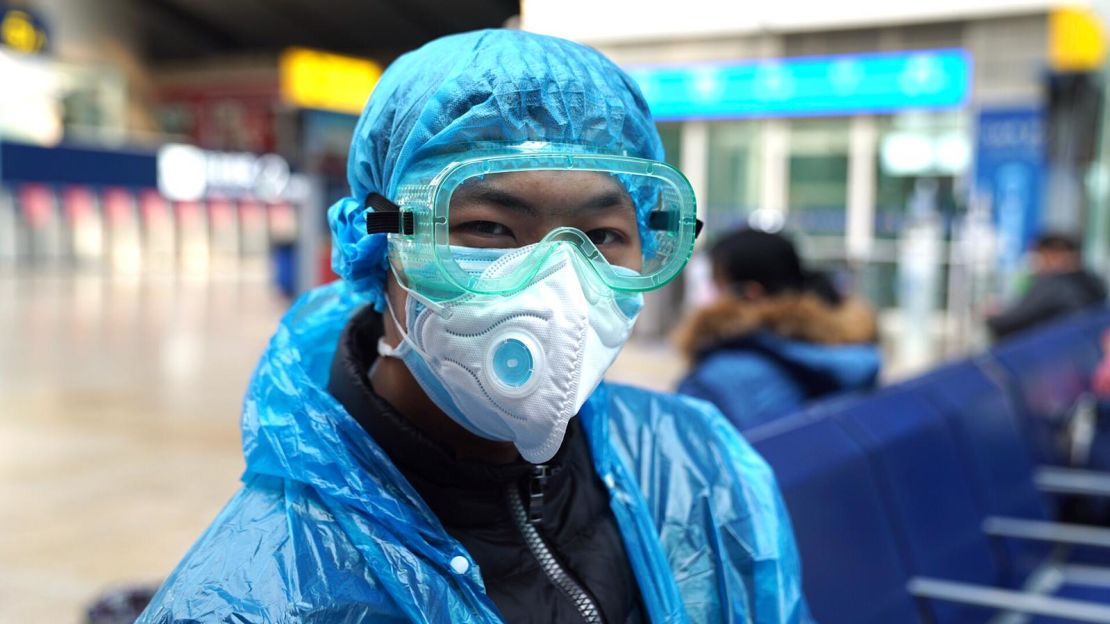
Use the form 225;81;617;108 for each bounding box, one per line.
327;307;645;623
988;270;1108;339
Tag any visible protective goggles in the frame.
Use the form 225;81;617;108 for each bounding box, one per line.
365;146;702;300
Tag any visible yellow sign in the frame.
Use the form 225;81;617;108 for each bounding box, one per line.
280;47;383;115
1050;6;1107;72
1;9;47;54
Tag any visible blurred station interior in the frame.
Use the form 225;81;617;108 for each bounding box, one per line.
3;0;1110;621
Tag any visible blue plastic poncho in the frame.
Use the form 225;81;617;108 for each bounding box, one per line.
139;29;807;623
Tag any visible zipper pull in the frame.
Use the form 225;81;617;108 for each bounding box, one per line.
527;464;550;527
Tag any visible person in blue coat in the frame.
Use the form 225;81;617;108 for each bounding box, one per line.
139;30;808;623
676;228;881;432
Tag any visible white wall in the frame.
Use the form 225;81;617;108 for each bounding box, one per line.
31;0;158;137
522;0;1082;43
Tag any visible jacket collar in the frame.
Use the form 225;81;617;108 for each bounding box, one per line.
674;293;878;361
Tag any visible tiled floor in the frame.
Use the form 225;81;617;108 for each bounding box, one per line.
0;270;684;623
0;272;287;623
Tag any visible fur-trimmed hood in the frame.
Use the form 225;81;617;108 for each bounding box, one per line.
675;294;879;361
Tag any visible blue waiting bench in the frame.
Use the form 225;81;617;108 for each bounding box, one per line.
746;308;1110;624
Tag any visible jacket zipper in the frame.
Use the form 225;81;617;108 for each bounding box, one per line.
507;465;604;624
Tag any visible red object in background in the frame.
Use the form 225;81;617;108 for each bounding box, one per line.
157;80;280;153
140;190;169;226
1094;329;1110;398
208;197;234;229
267;202;296;241
318;239;339;285
19;184;54;228
61;186;95;222
239;199;265;228
102;188;134;225
176;201;202;228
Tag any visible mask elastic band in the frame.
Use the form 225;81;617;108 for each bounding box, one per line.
380;264;449;364
380;291;416;353
386;259;449;317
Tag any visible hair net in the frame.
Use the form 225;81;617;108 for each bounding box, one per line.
327;29;664;309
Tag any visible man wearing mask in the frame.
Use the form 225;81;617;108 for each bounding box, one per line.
139;30;806;623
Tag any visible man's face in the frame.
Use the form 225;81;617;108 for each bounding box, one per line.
447;170;643;272
384;169;645;347
1032;248;1080;274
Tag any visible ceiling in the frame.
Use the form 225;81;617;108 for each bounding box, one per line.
136;0;519;61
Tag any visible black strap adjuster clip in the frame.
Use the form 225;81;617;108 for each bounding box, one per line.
648;211;704;238
363;192;414;235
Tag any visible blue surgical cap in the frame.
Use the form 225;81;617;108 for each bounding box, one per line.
328;29;664;309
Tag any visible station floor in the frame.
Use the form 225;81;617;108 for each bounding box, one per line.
0;271;682;623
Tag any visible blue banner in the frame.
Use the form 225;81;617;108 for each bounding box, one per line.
625;49;971;120
0;141;158;188
973;107;1045;273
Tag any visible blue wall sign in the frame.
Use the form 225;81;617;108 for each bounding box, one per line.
625;49;972;120
973;107;1045;273
0;141;158;188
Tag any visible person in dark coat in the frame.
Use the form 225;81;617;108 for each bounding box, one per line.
987;233;1107;340
675;228;881;432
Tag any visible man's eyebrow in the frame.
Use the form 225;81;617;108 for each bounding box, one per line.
454;181;635;215
454;183;537;216
574;190;634;213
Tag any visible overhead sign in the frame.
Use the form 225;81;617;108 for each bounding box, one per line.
625;49;971;121
524;0;1065;44
280;47;382;115
0;7;48;54
157;144;304;202
1049;6;1106;71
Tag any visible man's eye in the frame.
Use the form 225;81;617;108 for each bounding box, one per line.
457;221;513;237
586;229;626;246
